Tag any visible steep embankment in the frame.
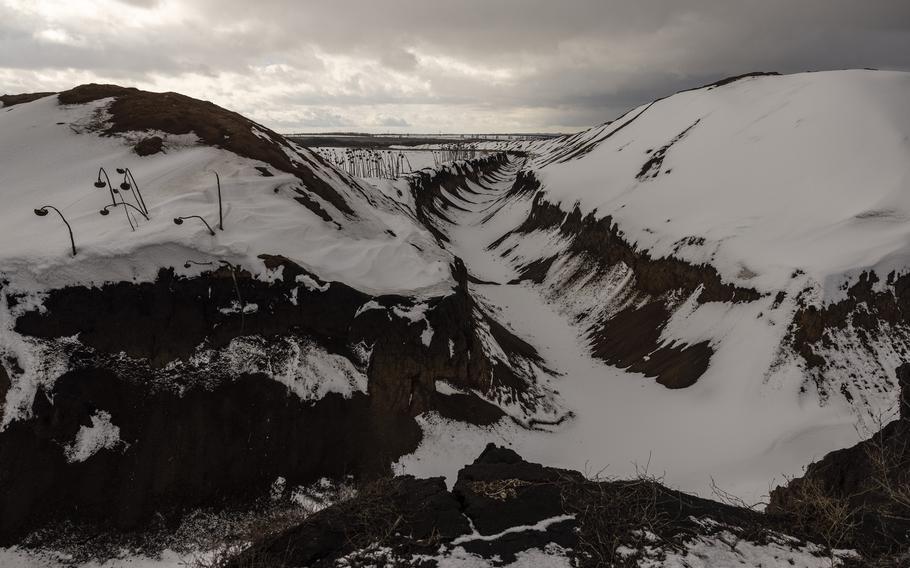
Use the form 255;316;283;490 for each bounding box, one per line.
0;86;551;542
472;70;910;429
394;70;910;509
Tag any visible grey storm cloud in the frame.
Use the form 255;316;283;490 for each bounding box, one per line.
1;0;909;132
374;115;410;128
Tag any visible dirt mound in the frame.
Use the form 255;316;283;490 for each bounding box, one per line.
56;83;353;215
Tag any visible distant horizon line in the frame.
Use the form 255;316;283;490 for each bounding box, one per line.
282;131;569;138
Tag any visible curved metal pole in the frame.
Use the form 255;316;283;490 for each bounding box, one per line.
116;188;136;231
34;205;76;256
96;167;117;205
123;168;149;215
174;215;216;236
101;202;150;221
98;167;135;229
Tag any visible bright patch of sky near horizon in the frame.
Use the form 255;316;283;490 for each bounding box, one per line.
2;0;910;133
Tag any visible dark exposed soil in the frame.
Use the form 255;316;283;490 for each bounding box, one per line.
768;364;910;561
227;444;823;568
407;153;509;243
789;270;910;373
1;251;551;542
0;364;9;423
408;155;758;389
1;92;55;108
486;185;759;388
508;190;759;303
508;255;558;284
589;301;712;389
133;136;164;156
291;186;337;225
636;119;700;180
56;84;354;216
0;371;387;542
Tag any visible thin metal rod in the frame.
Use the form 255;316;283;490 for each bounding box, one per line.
97;167;117;205
36;205;76;256
117;188;136;231
102;202;150;221
174;215;216;236
124;168;149;215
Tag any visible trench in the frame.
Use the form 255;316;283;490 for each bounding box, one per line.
398;155;856;507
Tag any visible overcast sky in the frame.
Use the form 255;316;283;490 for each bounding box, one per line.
2;0;910;133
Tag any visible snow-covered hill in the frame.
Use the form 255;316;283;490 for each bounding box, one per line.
2;70;910;565
392;70;910;507
0;86;450;295
0;85;550;546
485;70;910;424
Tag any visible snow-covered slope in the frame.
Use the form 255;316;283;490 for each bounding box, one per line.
0;90;450;295
3;71;909;564
0;86;552;546
531;70;910;298
393;70;910;511
483;70;910;427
